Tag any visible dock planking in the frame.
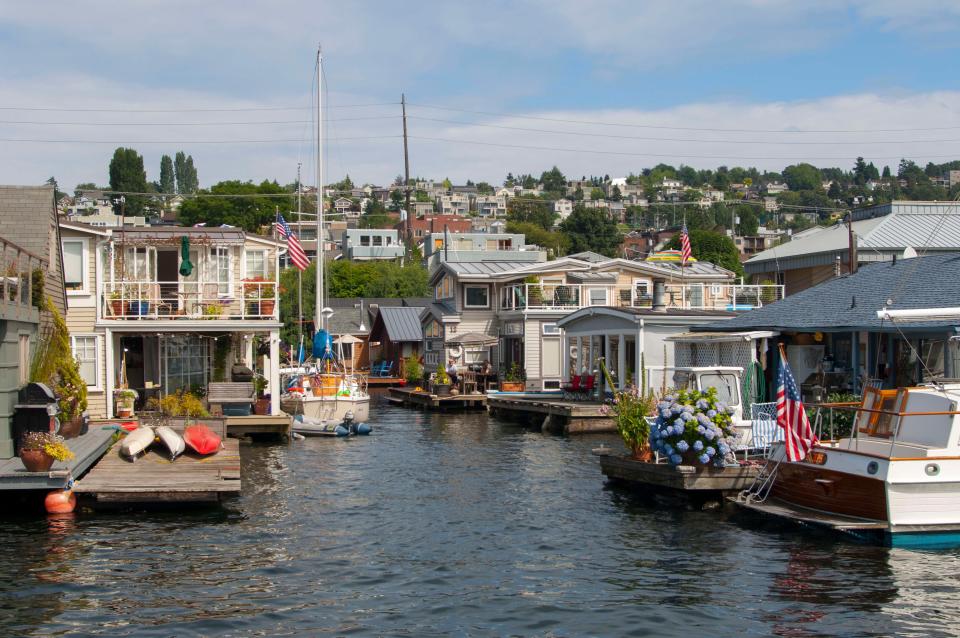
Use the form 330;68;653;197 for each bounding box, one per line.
225;414;291;439
388;387;487;410
74;437;241;507
487;395;616;434
600;453;760;493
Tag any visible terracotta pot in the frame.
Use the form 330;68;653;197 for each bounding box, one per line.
20;449;55;472
500;382;525;392
260;300;275;316
59;416;83;439
632;447;654;462
254;398;270;415
110;299;124;316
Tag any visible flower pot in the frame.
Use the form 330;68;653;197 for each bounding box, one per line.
260;299;275;316
632;447;654;462
433;383;451;396
500;382;525;392
116;405;133;418
110;299;124;316
254;398;270;415
128;301;150;316
20;449;55;472
59;416;83;439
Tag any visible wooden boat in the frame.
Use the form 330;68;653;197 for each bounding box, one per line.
183;424;222;456
155;425;185;460
120;426;155;460
736;382;960;548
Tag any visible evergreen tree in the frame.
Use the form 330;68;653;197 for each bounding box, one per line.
108;147;148;215
159;155;175;194
183;155;199;193
174;151;187;194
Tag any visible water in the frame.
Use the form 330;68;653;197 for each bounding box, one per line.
3;403;960;636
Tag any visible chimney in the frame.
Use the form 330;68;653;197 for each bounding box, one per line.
652;280;667;312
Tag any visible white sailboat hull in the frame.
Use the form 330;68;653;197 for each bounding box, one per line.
281;394;370;422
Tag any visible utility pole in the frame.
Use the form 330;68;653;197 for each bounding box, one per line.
402;94;412;241
847;212;857;275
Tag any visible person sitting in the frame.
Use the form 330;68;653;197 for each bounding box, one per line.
446;360;460;387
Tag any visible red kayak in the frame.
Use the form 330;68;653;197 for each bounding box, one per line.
182;424;221;455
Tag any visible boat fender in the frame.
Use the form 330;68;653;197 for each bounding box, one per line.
291;432;305;441
45;489;76;514
334;425;349;437
355;423;372;435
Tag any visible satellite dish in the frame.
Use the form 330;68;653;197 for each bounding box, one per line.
902;246;917;260
321;306;334;319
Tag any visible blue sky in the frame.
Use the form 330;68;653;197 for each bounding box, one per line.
1;1;959;189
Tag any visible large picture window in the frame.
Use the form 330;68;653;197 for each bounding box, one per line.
162;335;210;394
464;285;489;309
245;249;266;279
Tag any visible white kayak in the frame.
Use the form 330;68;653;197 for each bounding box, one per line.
120;426;155;459
155;425;185;460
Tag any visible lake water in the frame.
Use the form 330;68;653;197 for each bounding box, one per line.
2;402;960;636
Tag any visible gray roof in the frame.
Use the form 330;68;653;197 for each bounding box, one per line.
441;261;533;276
569;271;618;282
702;253;960;333
745;202;960;273
567;251;609;263
377;306;425;342
0;185;65;314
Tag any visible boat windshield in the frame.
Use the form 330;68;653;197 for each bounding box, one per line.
699;372;739;407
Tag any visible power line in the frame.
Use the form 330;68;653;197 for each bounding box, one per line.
409;103;960;134
409;115;960;146
409;135;960;161
0;102;399;113
0;115;399;126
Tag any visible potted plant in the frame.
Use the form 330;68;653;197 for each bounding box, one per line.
108;289;125;316
243;276;276;316
56;377;86;438
433;363;451;396
599;359;657;460
253;375;270;415
203;303;224;319
145;389;223;435
525;275;544;307
649;387;738;468
404;355;423;387
500;362;526;392
115;388;137;418
19;431;75;472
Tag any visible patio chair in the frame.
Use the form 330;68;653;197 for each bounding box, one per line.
554;285;573;307
578;374;596;401
148;283;174;317
370;361;385;376
561;374;582;400
377;361;394;378
750;401;782;456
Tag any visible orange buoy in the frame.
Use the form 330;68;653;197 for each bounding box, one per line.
45;489;76;514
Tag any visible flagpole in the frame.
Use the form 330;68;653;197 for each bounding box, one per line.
296;162;303;363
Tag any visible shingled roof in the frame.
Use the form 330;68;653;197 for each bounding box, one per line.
702;253;960;333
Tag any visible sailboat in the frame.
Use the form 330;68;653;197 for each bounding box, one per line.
280;47;371;424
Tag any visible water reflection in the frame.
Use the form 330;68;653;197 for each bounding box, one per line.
0;404;959;636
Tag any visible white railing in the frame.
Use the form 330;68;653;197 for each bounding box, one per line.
498;283;784;312
101;279;279;320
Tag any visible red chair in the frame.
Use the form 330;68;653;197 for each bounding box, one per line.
579;374;596;401
562;374;582;400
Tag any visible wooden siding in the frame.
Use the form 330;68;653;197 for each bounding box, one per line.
64;306;107;419
771;463;888;521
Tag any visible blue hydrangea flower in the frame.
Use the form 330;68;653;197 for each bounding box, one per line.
693;440;704;451
719;443;730;455
706;447;716;457
676;440;689;453
682;404;694;414
670;454;683;465
716;402;727;413
698;454;710;464
664;444;674;455
706;409;717;418
660;408;671;419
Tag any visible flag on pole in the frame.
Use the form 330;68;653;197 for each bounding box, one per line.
776;349;818;461
275;213;310;271
679;222;692;266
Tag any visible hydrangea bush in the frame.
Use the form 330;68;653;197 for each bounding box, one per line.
650;387;737;467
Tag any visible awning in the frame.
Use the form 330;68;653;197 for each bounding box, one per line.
447;332;498;346
334;334;363;344
665;330;779;343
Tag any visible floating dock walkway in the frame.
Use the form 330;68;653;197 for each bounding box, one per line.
74;437;241;508
388;387;487;410
0;426;114;491
598;452;760;495
487;394;616;434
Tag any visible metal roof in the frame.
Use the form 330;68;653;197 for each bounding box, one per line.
377;306;425;342
703;253;960;333
443;261;534;275
569;271;618;282
114;226;248;245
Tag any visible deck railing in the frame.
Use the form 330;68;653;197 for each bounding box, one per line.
498;282;785;312
0;237;47;319
101;279;279;320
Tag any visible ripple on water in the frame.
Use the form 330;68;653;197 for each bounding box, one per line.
2;404;960;636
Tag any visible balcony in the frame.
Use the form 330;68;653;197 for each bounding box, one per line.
0;237;46;323
100;279;279;321
498;282;785;313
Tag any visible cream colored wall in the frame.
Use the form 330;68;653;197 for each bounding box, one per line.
63;305;107;419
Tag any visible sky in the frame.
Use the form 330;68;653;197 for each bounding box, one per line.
2;0;960;191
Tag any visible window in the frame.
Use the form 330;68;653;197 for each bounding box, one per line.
71;335;100;390
542;323;561;335
162;334;210;394
498;239;512;250
436;276;452;299
373;235;383;246
699;372;739;407
464;285;489;308
588;288;608;305
426;320;442;338
208;247;231;296
245;249;266;279
62;239;87;292
360;235;371;246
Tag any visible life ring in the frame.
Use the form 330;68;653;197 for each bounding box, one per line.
449;344;464;359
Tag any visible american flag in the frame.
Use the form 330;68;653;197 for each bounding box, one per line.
776;353;818;461
275;213;310;271
679;222;692;266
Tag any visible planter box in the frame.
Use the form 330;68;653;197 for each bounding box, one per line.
127;301;150;316
500;382;525;392
433;383;451;396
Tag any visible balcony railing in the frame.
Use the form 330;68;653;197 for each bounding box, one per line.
101;279;278;321
0;237;46;320
498;283;785;312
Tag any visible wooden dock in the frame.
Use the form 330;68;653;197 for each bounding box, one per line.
487;395;616;434
74;438;241;508
599;452;760;494
0;426;114;491
388;387;487;410
225;414;290;439
367;376;404;388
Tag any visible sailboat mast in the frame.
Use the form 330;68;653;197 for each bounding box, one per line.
297;161;303;354
315;47;324;332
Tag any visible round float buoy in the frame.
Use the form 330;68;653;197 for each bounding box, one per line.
45;489;76;514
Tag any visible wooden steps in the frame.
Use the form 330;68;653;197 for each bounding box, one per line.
74;437;241;507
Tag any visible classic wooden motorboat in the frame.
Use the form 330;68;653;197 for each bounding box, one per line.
737;381;960;548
